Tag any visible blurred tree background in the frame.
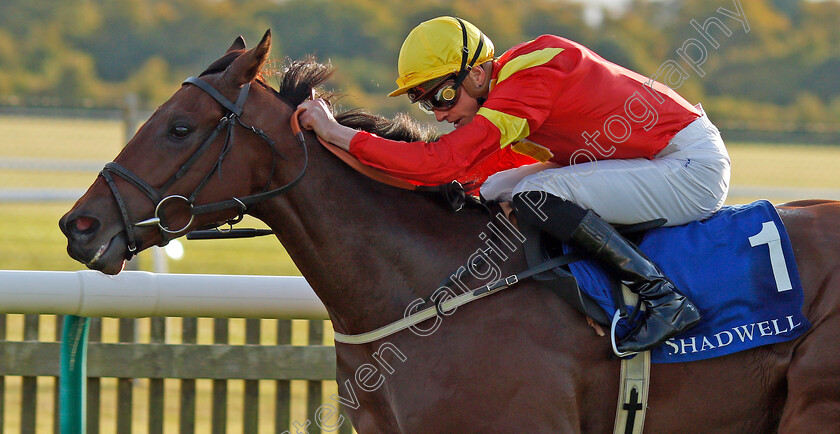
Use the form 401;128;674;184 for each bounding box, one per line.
0;0;838;128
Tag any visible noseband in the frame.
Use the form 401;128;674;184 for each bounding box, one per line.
100;76;308;254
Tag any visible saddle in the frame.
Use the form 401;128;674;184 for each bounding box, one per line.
517;216;667;326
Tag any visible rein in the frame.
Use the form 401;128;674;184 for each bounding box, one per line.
100;76;308;253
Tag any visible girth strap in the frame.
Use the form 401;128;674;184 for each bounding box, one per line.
614;351;651;434
333;252;583;345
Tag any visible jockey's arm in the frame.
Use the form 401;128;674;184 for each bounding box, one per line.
347;116;514;185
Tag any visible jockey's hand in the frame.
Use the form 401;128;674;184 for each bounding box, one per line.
297;99;356;151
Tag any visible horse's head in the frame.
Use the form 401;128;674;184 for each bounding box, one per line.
60;30;306;274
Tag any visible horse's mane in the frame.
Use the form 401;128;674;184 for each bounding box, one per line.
201;52;439;143
277;58;441;143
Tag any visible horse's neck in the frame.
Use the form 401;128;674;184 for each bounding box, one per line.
252;142;501;334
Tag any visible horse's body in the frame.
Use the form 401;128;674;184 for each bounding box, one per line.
60;32;840;432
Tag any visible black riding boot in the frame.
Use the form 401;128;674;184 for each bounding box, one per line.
570;211;701;353
512;192;701;353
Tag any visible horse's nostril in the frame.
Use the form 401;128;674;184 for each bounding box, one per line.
65;215;100;238
74;216;96;232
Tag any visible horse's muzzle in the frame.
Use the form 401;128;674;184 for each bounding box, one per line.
60;213;131;274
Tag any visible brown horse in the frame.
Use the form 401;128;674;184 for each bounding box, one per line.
60;31;840;432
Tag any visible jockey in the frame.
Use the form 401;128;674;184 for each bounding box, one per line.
298;16;731;354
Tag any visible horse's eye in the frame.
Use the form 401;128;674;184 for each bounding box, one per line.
169;123;192;139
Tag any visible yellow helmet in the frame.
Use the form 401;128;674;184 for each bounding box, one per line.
389;16;494;97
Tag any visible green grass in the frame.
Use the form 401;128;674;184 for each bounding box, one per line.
725;142;840;204
0;116;124;161
0;202;84;271
728;142;840;188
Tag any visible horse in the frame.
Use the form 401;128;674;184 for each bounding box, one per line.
60;30;840;432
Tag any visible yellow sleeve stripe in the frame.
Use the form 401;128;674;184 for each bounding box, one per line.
478;107;530;148
496;47;564;84
478;47;564;150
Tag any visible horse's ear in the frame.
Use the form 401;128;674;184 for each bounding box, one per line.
226;36;247;54
223;30;271;87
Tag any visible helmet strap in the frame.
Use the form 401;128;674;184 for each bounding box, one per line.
452;17;485;91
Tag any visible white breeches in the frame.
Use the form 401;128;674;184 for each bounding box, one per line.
481;108;731;226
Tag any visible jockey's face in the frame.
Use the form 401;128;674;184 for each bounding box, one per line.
433;88;481;129
430;63;490;128
408;75;461;114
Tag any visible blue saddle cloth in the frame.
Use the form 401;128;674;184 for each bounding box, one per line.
564;200;810;363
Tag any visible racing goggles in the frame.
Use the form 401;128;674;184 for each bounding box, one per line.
407;75;461;114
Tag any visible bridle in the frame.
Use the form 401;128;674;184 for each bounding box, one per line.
100;76;308;254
